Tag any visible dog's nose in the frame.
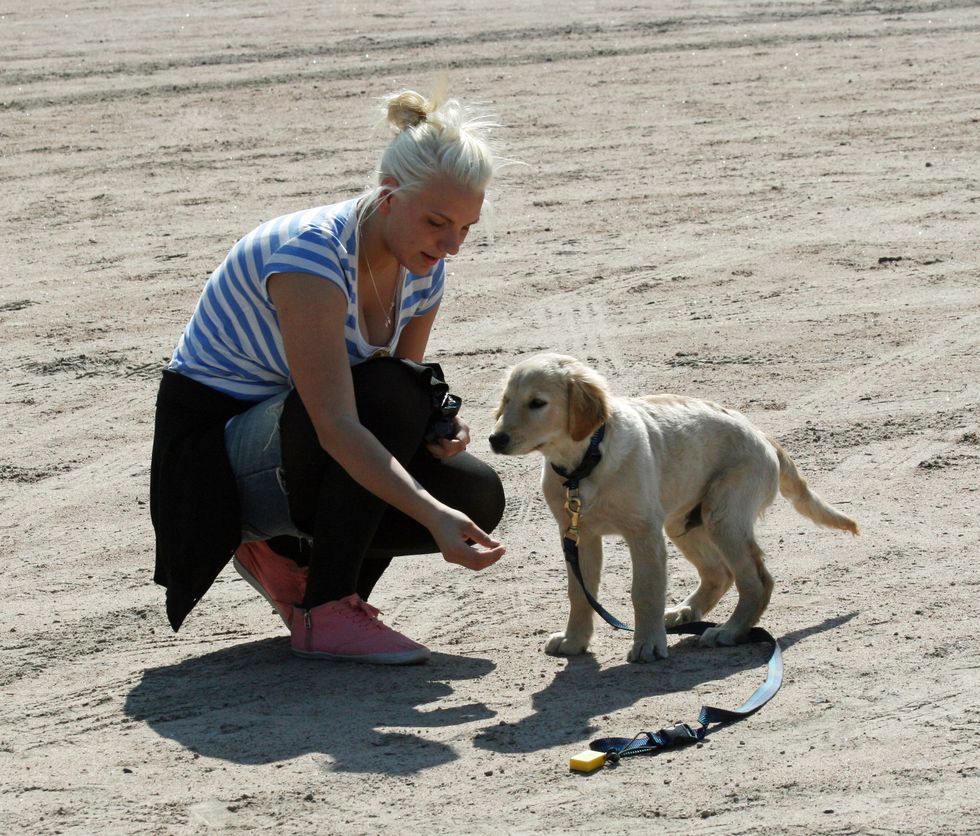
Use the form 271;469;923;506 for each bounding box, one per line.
488;432;509;453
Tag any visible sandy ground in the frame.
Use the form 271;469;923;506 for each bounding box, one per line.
2;0;978;833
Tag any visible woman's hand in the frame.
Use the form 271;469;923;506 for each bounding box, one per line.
425;415;470;460
428;505;505;571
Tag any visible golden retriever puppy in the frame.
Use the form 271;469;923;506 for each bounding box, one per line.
489;353;858;662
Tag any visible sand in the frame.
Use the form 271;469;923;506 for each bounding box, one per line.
1;1;978;832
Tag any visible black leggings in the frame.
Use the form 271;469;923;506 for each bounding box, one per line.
273;357;505;608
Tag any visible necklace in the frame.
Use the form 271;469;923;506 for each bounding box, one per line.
363;254;397;330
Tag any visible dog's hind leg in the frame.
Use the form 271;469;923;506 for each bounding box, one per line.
699;528;773;647
694;460;777;646
665;525;733;626
545;531;602;656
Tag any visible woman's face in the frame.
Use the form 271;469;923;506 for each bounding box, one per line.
380;174;485;275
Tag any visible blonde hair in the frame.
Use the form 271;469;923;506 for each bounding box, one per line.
365;84;501;207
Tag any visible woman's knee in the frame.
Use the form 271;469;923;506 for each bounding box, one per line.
419;453;505;534
470;468;505;534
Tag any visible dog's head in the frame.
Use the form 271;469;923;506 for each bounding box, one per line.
488;353;610;456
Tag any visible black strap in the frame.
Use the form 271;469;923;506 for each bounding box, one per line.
562;536;632;632
588;622;783;762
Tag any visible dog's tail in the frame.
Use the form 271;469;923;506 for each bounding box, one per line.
771;438;860;535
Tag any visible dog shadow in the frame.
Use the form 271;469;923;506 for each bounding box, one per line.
124;640;497;774
474;612;856;755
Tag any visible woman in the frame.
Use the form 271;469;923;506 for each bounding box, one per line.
151;88;507;665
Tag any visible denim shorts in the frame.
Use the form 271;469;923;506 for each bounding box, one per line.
224;389;308;542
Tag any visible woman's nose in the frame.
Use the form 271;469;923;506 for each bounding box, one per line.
441;230;461;256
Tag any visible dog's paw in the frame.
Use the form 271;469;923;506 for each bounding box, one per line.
699;624;745;647
664;605;697;627
544;632;590;656
626;633;669;663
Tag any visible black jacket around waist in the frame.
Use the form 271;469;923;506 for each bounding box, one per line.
150;370;252;631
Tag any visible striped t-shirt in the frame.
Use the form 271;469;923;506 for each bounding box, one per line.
168;198;445;401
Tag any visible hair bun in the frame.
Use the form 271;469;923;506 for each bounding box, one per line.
370;80;503;206
385;90;432;132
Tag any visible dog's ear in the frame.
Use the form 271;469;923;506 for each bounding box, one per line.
566;362;610;441
494;368;515;419
493;394;507;420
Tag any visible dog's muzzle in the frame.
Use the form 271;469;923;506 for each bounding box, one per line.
488;432;509;454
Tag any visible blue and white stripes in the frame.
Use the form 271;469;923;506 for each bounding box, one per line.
169;198;444;401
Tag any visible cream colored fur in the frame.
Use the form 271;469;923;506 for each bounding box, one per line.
489;353;859;663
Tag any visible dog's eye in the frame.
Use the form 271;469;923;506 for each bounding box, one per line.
528;398;547;410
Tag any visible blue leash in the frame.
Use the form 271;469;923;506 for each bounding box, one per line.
588;622;783;763
561;534;632;631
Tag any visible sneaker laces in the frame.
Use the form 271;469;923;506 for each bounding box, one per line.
341;595;388;632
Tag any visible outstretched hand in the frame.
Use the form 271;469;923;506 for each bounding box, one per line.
430;506;505;571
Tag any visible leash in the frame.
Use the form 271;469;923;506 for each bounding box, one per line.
552;426;633;632
552;427;784;772
571;622;783;771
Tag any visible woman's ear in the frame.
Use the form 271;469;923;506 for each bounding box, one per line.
566;363;610;441
377;178;399;214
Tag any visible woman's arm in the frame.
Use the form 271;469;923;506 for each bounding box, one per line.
269;271;503;570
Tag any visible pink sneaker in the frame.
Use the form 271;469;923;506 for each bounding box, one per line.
291;594;430;665
233;541;308;629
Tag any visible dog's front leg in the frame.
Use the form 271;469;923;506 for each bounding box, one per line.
625;528;669;663
545;531;602;656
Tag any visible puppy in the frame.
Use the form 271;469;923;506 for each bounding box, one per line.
489;353;859;662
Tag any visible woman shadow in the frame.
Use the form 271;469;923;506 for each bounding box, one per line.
124;641;497;774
